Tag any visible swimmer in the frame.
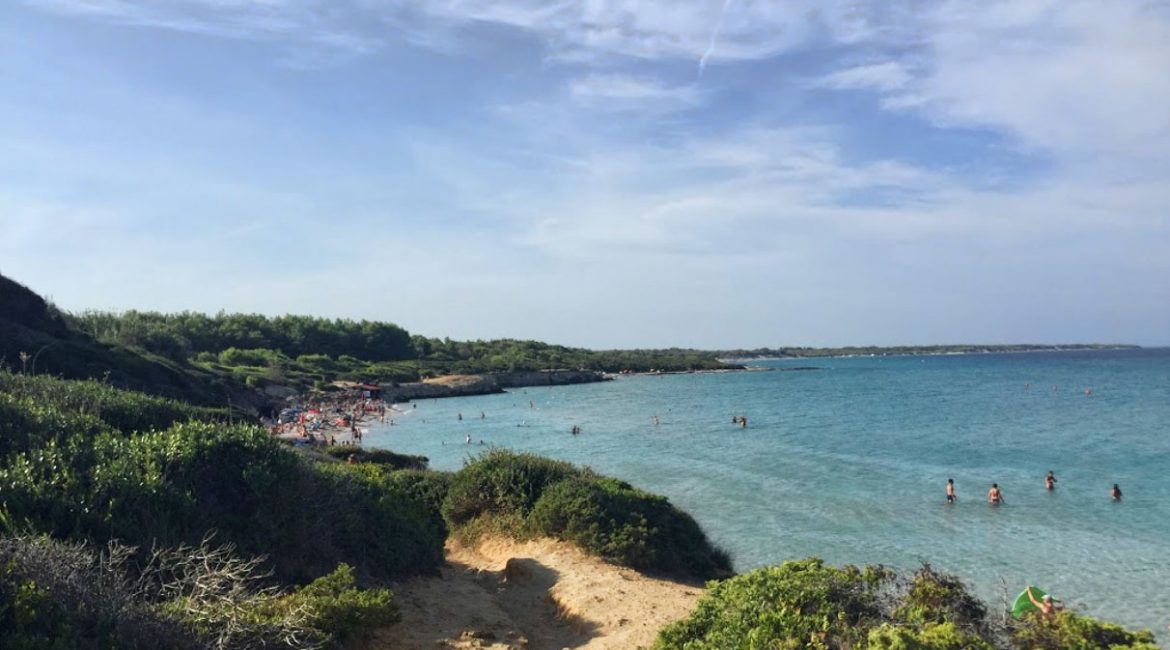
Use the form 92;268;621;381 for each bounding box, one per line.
653;415;660;426
946;478;956;503
1111;483;1123;500
988;483;1004;505
1025;587;1063;619
1045;471;1057;491
740;416;748;429
465;433;471;444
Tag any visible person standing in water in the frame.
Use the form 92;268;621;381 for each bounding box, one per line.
946;479;956;503
1045;471;1057;491
988;483;1004;505
1111;483;1123;500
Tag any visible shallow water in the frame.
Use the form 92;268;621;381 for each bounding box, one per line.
366;349;1170;639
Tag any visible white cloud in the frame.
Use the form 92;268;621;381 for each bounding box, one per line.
21;0;861;63
567;73;699;110
826;1;1170;165
822;61;912;92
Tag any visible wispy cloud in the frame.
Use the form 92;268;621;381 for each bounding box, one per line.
568;73;700;111
822;1;1170;166
821;61;911;92
698;0;734;77
21;0;848;62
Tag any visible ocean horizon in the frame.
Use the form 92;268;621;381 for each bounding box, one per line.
367;348;1170;641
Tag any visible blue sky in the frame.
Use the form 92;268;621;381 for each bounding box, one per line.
1;1;1168;348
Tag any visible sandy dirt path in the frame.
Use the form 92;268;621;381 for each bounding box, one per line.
365;537;704;650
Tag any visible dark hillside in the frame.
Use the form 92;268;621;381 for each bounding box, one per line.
0;272;241;407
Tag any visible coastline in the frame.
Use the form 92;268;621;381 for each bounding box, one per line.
719;344;1142;364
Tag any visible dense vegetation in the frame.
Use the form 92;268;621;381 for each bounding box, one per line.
65;306;739;380
654;560;1158;650
72;310;415;363
0;274;235;406
442;449;732;579
0;370;440;648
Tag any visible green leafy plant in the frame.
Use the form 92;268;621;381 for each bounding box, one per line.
654;558;894;650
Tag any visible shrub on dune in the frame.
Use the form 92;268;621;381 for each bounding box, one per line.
442;449;731;580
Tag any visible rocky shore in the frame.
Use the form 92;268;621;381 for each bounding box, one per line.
382;370;609;402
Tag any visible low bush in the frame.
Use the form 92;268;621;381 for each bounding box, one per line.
0;392;112;459
1010;611;1158;650
0;421;444;583
655;559;1159;650
320;446;429;470
867;622;994;650
0;534;399;650
442;449;730;580
442;449;584;527
0;370;221;443
388;469;454;531
528;476;732;578
161;552;398;649
894;564;987;629
655;558;894;650
0;534;195;650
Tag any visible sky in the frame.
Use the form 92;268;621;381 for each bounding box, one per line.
1;1;1168;348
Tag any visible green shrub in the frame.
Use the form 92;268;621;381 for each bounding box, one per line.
0;534;196;650
442;450;729;579
279;563;398;642
300;462;445;581
217;347;288;368
0;370;221;440
442;449;584;527
1;559;86;650
528;476;732;579
165;561;397;649
320;446;429;470
894;564;987;629
0;393;112;459
0;420;444;582
1010;611;1158;650
388;470;453;524
1;534;398;650
654;559;894;650
867;622;994;650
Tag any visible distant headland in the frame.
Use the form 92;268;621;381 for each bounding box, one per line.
716;343;1139;362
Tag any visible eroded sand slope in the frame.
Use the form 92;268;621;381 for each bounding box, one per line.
367;537;704;650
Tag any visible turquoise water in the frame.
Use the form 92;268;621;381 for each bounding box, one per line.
366;349;1170;639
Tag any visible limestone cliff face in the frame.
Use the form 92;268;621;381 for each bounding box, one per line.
494;370;608;388
383;370;607;401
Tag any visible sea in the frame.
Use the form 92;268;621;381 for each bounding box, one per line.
364;348;1170;640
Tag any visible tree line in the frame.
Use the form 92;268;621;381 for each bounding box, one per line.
68;311;736;375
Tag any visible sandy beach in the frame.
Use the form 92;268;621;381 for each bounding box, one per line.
368;537;704;650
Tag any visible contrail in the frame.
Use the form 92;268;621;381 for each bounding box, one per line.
698;0;734;78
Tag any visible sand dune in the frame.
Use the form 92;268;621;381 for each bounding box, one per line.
367;537;704;650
